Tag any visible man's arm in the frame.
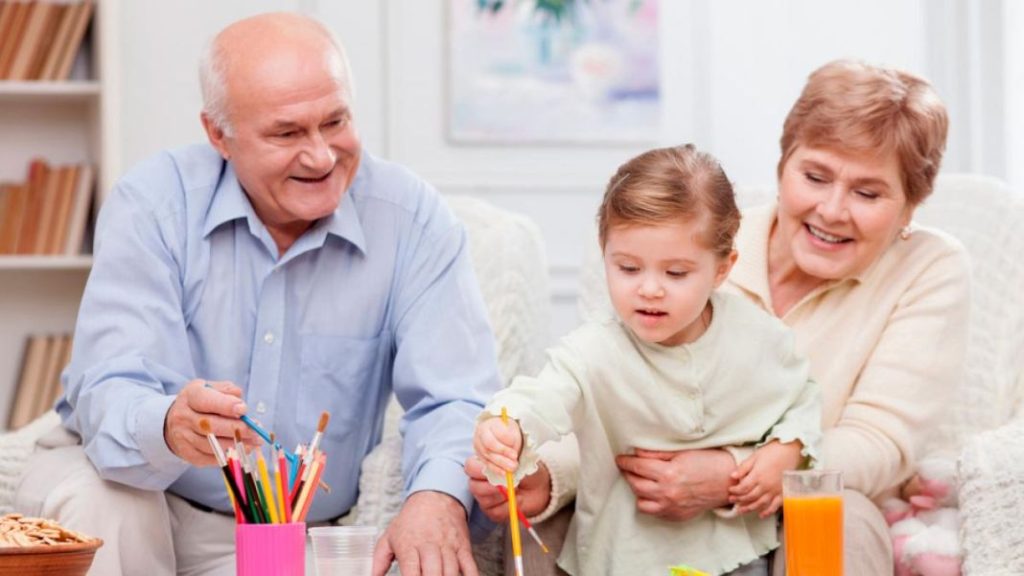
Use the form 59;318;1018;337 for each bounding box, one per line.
58;171;195;489
389;200;500;509
374;190;501;576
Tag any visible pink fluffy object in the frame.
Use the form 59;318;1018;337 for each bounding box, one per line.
885;457;962;576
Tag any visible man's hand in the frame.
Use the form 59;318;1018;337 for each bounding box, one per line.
464;455;552;522
372;490;478;576
163;379;258;466
728;440;804;518
616;448;735;521
473;416;522;477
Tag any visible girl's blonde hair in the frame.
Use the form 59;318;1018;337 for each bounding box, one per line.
597;144;740;258
779;59;948;206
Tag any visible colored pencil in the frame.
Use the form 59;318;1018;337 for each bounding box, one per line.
257;449;279;524
277;446;291;523
292;454;322;521
292;413;330;505
296;454;326;523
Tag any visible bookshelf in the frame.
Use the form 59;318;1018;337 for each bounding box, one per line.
0;0;119;429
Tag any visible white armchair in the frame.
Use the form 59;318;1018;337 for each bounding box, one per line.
0;196;549;576
917;175;1024;575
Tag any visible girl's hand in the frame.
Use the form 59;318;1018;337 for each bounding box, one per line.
464;456;552;521
472;416;523;476
728;440;803;518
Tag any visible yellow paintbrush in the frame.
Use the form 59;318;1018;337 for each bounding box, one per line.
502;407;524;576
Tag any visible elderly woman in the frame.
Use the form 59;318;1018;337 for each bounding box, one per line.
467;59;969;575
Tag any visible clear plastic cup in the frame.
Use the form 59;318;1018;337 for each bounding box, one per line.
308;525;378;576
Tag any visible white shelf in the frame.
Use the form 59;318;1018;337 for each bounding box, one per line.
0;81;102;102
0;256;93;271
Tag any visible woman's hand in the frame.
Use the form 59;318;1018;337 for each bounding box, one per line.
464;456;552;522
616;448;736;521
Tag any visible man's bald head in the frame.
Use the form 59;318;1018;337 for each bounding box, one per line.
199;12;353;136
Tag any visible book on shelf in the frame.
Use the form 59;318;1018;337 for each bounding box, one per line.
0;183;28;254
0;158;94;256
53;0;93;81
14;159;48;254
0;1;31;78
0;0;95;82
7;333;71;430
5;0;52;81
0;4;17;71
48;164;79;253
37;0;73;79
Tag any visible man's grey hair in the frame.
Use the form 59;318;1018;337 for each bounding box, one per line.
198;15;355;137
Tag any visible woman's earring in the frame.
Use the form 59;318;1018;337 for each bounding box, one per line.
899;225;912;240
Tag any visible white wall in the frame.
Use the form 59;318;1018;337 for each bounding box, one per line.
116;0;1017;342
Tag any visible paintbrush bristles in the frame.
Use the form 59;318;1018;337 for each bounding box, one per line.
317;411;330;433
199;418;227;467
234;428;242;443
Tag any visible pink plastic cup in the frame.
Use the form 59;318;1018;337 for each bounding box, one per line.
236;522;306;576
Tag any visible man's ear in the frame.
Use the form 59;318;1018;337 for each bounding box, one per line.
201;112;230;160
713;249;739;287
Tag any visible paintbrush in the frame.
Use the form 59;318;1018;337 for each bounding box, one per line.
502;407;524;576
498;485;550;553
198;419;247;522
239;414;300;467
293;412;330;503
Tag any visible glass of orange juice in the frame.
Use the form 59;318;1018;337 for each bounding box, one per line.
783;469;843;576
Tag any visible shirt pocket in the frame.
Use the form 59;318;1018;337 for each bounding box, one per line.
298;334;384;442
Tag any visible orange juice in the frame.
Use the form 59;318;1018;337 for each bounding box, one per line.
783;495;843;576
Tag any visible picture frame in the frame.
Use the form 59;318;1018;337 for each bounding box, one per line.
446;0;661;145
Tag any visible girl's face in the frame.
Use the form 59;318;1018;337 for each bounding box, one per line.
603;218;736;347
774;145;914;281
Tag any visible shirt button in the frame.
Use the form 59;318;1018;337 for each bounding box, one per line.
263;331;275;344
256;401;267;414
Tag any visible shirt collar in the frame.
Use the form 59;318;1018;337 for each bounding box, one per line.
201;155;368;256
202;161;251;238
320;164;366;255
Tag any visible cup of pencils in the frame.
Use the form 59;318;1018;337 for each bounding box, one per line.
198;412;331;576
236;523;306;576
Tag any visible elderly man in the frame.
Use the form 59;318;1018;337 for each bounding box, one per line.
14;12;498;576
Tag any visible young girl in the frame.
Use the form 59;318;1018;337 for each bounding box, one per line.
474;144;821;576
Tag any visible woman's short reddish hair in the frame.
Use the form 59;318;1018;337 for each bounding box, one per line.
779;59;948;206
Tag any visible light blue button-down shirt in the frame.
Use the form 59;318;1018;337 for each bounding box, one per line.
56;144;501;522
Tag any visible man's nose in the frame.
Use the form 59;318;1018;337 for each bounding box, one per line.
300;133;337;172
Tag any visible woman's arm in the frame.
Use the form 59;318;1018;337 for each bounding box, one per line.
822;244;970;498
615;448;736;520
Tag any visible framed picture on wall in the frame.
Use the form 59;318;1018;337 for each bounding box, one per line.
446;0;660;145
